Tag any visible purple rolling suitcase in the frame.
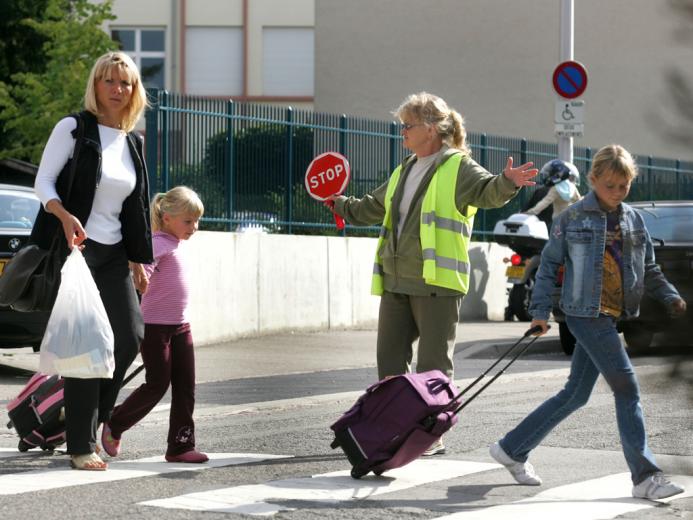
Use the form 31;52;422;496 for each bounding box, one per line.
330;326;542;478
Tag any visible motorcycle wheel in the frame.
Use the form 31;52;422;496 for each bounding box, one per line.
509;284;532;322
558;322;576;356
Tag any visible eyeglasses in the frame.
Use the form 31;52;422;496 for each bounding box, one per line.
401;122;424;131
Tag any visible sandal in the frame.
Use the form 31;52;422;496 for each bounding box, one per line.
70;452;108;471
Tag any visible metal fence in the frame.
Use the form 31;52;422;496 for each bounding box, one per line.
144;89;693;239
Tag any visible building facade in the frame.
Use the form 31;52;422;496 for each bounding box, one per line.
314;0;693;161
107;0;315;109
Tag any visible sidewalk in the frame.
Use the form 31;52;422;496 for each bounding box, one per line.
0;321;559;385
186;320;558;383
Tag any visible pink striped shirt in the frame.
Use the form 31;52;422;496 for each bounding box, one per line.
140;231;191;325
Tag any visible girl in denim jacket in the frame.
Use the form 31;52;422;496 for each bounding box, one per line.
489;144;686;501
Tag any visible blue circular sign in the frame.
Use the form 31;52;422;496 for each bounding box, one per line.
552;61;588;99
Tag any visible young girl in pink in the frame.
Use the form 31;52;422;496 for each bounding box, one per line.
102;186;208;463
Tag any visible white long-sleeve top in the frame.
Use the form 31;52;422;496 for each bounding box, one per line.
525;182;581;218
34;116;137;245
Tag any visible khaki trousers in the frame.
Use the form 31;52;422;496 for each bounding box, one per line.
376;291;462;379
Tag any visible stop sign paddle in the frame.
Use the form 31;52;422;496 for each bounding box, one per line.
305;151;351;230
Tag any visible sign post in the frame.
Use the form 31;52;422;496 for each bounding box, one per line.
304;151;351;230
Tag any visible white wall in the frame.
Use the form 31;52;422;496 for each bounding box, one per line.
186;231;512;345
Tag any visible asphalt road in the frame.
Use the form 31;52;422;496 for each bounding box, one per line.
0;322;691;519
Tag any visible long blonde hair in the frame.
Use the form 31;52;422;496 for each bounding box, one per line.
83;51;148;132
393;92;470;155
150;186;205;232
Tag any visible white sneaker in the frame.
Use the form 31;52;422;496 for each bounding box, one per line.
489;441;542;486
632;473;684;500
422;438;446;456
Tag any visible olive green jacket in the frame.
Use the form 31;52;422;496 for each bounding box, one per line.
333;147;519;296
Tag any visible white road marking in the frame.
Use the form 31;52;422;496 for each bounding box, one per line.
0;447;48;459
434;473;693;520
0;452;290;495
140;459;501;515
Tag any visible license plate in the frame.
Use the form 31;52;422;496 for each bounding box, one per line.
506;265;526;279
0;259;7;276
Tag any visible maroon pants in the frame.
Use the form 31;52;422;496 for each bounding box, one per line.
109;322;197;456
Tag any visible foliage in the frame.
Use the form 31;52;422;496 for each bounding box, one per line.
0;0;116;163
0;0;51;82
203;124;314;202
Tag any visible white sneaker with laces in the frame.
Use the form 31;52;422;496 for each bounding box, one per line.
489;441;542;486
632;473;684;500
422;438;446;456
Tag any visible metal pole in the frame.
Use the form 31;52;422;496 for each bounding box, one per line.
558;0;574;163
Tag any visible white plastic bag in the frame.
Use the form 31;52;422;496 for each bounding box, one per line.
39;248;115;378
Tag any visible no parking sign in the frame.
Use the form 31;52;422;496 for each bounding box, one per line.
552;60;588;99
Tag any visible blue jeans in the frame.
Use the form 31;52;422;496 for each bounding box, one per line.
499;315;660;484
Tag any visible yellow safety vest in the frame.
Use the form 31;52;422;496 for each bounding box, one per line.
371;153;476;295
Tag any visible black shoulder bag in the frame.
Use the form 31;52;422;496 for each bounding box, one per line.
0;115;85;312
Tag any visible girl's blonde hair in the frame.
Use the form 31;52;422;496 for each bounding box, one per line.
588;144;639;183
150;186;204;232
84;51;148;132
393;92;470;155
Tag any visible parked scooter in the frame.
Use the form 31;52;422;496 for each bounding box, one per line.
493;213;549;322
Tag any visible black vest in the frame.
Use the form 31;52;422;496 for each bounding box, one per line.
31;111;153;264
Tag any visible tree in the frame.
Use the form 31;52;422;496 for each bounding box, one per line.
0;0;116;163
0;0;51;81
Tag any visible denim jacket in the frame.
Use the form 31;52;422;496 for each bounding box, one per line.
529;191;680;321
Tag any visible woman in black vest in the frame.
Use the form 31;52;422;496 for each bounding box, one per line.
33;51;153;470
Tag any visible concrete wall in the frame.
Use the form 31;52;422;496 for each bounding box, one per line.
186;231;512;345
314;0;693;161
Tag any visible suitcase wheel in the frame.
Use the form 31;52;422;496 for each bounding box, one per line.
350;467;368;479
17;440;30;452
373;470;384;476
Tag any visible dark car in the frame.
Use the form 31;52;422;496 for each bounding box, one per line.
554;200;693;355
0;183;49;350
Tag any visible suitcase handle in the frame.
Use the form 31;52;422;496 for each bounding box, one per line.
448;325;547;416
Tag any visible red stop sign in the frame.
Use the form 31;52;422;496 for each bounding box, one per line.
304;152;351;201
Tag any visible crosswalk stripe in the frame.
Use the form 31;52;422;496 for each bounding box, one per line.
139;459;501;515
433;473;693;520
0;447;45;459
0;452;290;495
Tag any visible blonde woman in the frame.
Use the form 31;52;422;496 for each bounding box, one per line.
33;51;153;470
329;92;537;456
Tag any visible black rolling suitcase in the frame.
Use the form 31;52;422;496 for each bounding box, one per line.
6;364;145;452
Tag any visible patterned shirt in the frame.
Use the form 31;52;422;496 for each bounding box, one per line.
600;210;624;317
